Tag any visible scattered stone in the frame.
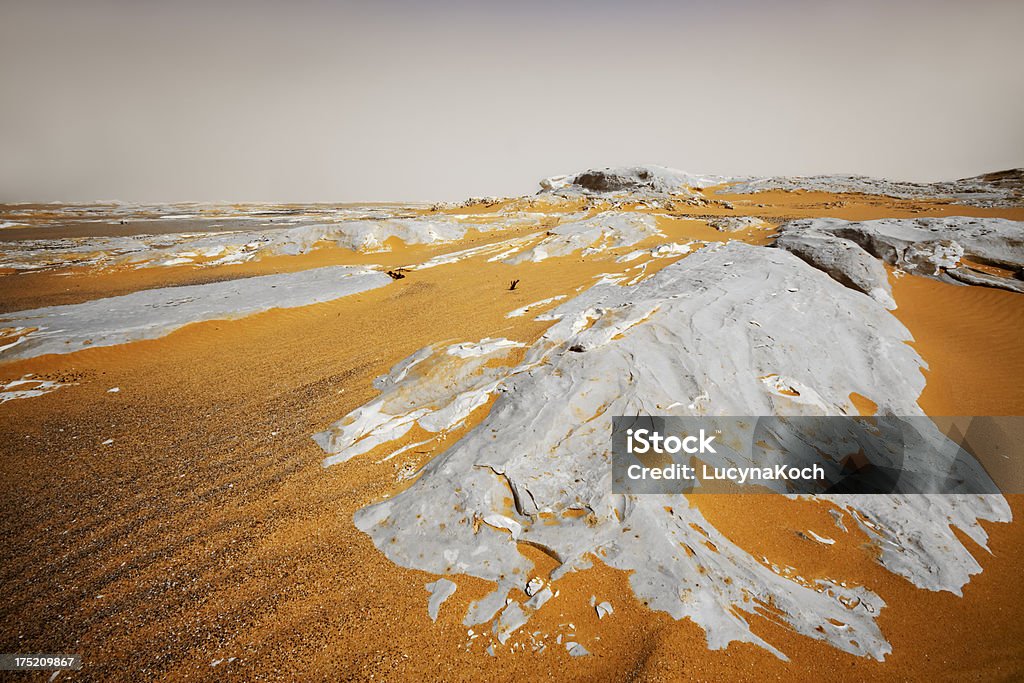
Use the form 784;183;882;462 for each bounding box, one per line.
493;603;528;644
524;586;553;610
425;578;458;622
525;578;545;597
802;530;836;545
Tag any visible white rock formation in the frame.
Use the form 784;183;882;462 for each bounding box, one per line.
723;170;1023;207
0;266;391;360
318;242;1011;660
502;213;662;264
947;266;1024;293
775;229;896;309
781;217;1023;270
0;375;74;403
314;338;524;467
538;165;734;196
704;216;770;232
777;216;1024;291
616;242;697;263
506;295;568;319
0;214;530;272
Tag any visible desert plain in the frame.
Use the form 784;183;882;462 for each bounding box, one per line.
1;166;1023;681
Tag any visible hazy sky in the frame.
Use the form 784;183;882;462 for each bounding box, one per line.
1;0;1022;202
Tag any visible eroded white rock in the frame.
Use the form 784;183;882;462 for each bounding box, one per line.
0;375;74;403
775;229;896;309
314;338;524;468
503;213;662;264
0;266;391;360
779;217;1023;274
0;213;530;272
319;242;1010;661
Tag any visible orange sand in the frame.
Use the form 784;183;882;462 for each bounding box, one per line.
890;273;1024;416
0;193;1022;681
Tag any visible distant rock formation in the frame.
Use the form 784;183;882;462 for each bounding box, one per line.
539;165;734;196
539;164;1024;207
724;168;1024;208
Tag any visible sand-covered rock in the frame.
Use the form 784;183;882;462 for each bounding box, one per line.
314;338;524;467
502;213;662;264
0;266;391;360
318;242;1010;660
704;216;771;233
0;214;530;272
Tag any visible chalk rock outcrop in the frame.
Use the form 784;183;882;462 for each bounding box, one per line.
317;242;1010;660
778;217;1024;292
775;230;896;309
539;165;730;197
705;216;770;233
502;213;662;264
723;169;1024;208
947;266;1024;293
0;266;391;360
0;213;532;272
